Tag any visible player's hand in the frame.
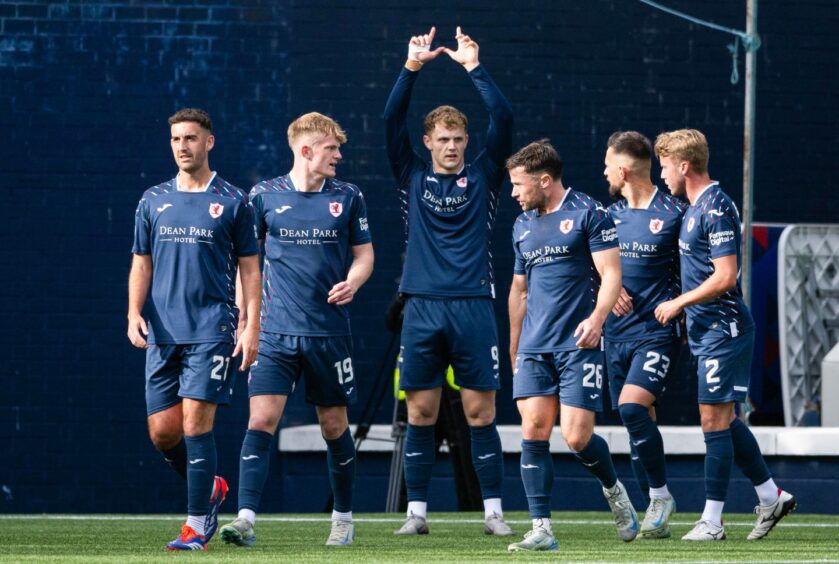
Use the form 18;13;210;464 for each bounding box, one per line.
444;26;479;70
408;26;446;64
654;299;683;325
234;324;259;371
611;287;633;317
127;313;149;349
328;280;357;305
574;315;604;349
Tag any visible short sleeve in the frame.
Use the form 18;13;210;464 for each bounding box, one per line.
349;191;372;245
586;208;619;253
706;206;740;259
513;222;526;275
131;198;151;255
249;188;268;241
233;199;260;257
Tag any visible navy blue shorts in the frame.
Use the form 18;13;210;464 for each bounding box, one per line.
145;341;238;416
690;331;754;404
604;336;680;410
399;296;500;391
248;333;357;407
512;348;605;412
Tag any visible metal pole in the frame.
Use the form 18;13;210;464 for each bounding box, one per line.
742;0;758;306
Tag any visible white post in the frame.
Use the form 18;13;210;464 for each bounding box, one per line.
742;0;758;306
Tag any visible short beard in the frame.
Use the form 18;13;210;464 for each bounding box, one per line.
608;183;623;201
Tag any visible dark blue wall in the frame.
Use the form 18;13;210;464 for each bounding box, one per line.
1;1;836;512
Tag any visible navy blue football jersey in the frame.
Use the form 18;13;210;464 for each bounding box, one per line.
132;173;259;345
679;183;754;339
605;188;687;341
384;65;513;298
513;189;619;353
250;175;371;337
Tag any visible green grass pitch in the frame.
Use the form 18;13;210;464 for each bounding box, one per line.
1;512;837;562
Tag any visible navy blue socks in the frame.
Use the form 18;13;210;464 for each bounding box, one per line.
619;403;667;489
403;424;436;502
521;440;553;518
326;428;356;513
470;421;504;500
160;439;187;480
184;431;217;517
573;433;618;489
703;429;733;501
237;429;273;512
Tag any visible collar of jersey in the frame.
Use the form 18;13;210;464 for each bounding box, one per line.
176;171;217;192
693;181;720;204
285;174;328;193
538;187;572;216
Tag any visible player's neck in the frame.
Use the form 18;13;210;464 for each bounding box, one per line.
685;173;714;205
623;181;656;209
540;181;567;215
288;167;326;193
177;168;214;192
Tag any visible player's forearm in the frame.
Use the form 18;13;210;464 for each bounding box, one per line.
384;68;419;176
127;258;152;317
238;257;262;329
592;265;621;324
346;248;375;292
508;286;527;365
469;65;514;163
676;270;736;309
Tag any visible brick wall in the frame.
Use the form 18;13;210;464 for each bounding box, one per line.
1;0;835;512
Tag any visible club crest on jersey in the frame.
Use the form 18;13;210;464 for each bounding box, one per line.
687;217;696;232
456;176;468;188
560;219;574;234
329;201;343;217
649;218;664;234
208;203;224;218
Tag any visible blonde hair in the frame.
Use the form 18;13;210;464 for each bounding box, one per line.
424;105;468;134
287;112;347;148
654;129;709;174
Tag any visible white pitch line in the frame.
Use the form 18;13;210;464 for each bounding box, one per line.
0;515;837;528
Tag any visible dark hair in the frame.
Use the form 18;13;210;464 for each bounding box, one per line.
505;139;563;180
607;130;652;161
168;108;213;132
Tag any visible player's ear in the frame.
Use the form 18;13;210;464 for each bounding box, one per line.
206;134;215;151
423;135;432;151
463;133;469;147
679;160;690;175
540;173;552;189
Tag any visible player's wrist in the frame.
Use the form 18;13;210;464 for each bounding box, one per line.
405;59;423;72
463;61;480;72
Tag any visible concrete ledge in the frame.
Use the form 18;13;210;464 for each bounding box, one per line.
278;424;839;456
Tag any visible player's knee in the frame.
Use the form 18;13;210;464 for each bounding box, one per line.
148;427;182;451
247;413;279;434
521;421;552;441
562;428;593;452
463;403;495;427
618;402;649;428
319;417;347;441
407;402;438;425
